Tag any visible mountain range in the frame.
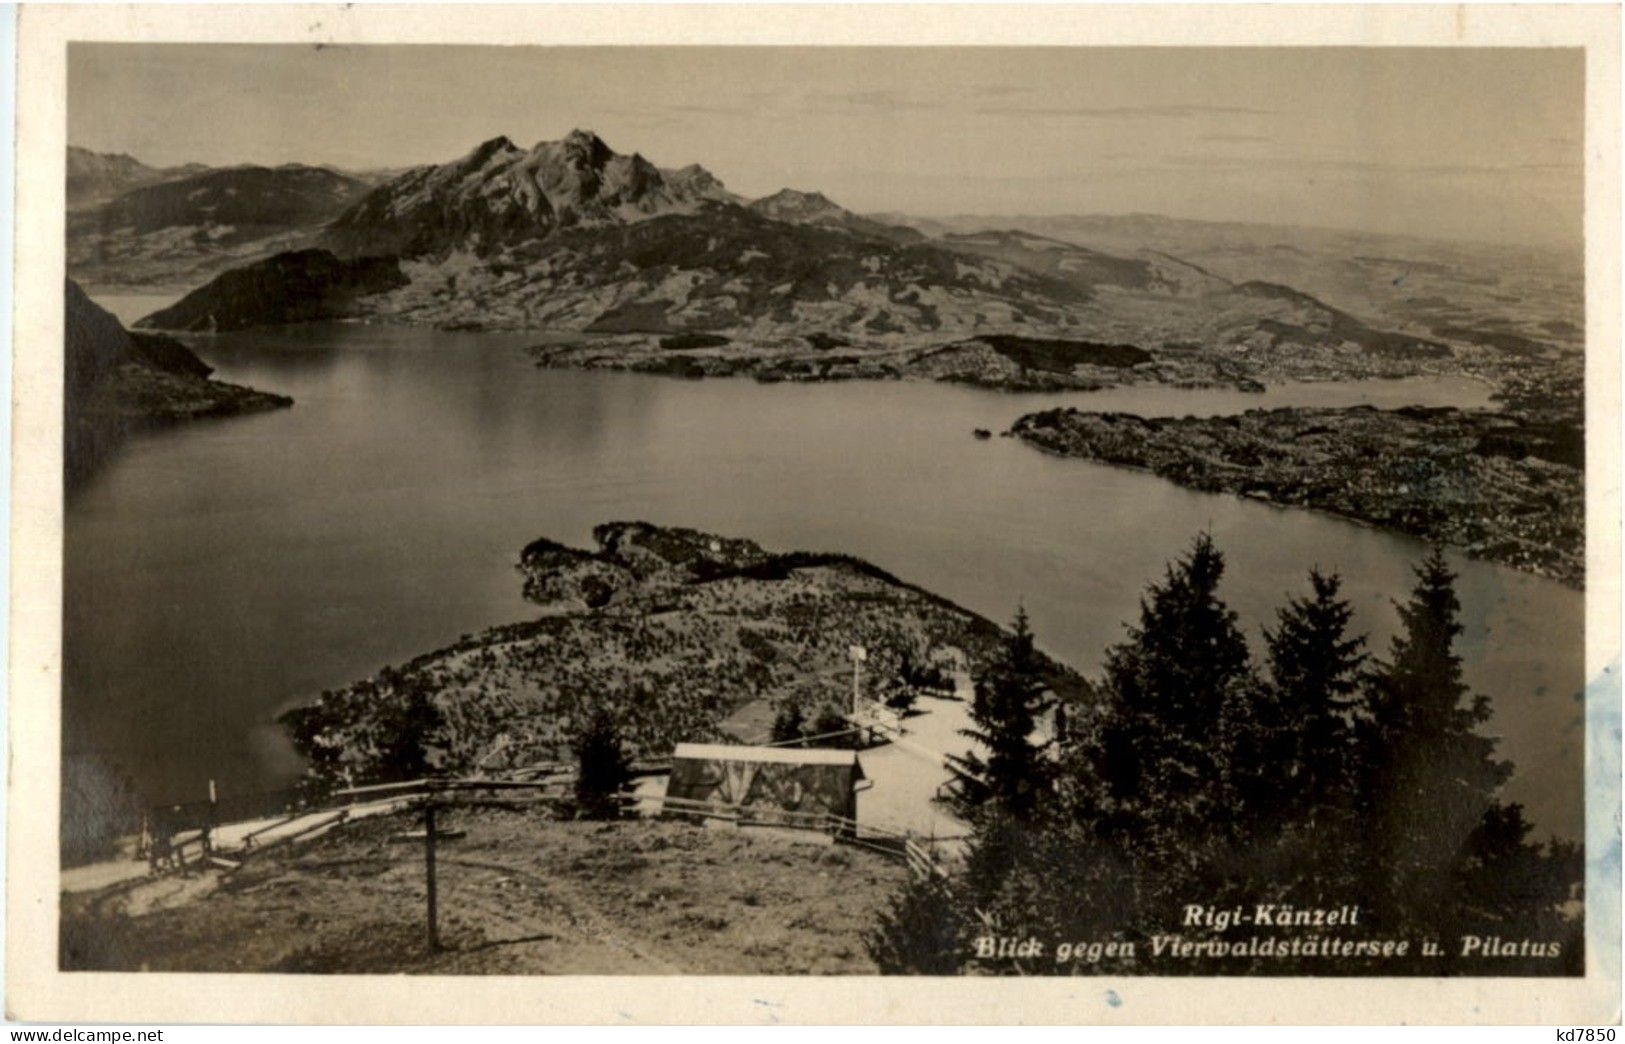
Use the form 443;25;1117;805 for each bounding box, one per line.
65;131;1575;389
878;211;1582;363
748;188;924;246
66;145;210;210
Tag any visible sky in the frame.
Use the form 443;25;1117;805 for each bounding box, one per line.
68;45;1584;247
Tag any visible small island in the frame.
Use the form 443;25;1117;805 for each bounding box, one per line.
1008;404;1583;587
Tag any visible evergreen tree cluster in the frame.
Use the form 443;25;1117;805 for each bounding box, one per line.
768;697;864;750
573;706;633;819
872;537;1582;976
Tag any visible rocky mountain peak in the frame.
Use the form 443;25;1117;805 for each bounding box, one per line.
744;187;922;245
533;131;621;170
662;163;735;203
68;145;146;171
463;135;522;167
323;130;732;259
563;128;602;144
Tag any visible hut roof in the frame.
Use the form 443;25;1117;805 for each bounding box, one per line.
672;743;864;776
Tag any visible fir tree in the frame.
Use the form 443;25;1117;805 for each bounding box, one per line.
1094;533;1252;837
868;872;966;974
1350;551;1583;968
871;539;1581;975
1454;802;1584;973
769;700;806;745
947;607;1052;820
1253;569;1367;827
573;706;632;819
373;671;444;782
811;704;857;749
1359;549;1510;923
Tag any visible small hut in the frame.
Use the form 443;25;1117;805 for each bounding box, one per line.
664;743;866;827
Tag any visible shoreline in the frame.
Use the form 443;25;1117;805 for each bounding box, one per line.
103;267;1532;399
521;332;1491;395
1007;405;1584;589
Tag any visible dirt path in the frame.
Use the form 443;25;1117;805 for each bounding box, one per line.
435;854;684;974
854;686;973;841
61;795;416;896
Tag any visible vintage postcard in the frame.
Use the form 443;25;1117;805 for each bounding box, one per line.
7;2;1621;1025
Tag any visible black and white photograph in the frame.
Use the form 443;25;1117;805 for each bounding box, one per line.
9;3;1620;1024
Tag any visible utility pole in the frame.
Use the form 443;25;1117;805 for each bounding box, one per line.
423;793;440;952
204;778;217;857
850;645;869;747
849;644;866;717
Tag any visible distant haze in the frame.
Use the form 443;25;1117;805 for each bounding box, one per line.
68;44;1582;249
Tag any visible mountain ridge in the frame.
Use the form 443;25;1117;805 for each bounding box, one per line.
89;164;368;237
68;159;373;289
67;145;210;209
118;128;1533;392
749;188;924;245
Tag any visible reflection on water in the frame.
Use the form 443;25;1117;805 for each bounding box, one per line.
64;315;1582;839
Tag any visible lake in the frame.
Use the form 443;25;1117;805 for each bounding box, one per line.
66;297;1584;840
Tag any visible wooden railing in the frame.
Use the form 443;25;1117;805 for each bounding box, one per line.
147;775;950;881
645;792;948;878
145;775;563;872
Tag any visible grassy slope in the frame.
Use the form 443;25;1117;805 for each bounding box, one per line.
61;806;907;974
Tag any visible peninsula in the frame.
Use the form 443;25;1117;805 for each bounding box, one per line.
1008;404;1584;587
280;522;1086;789
65;279;292;485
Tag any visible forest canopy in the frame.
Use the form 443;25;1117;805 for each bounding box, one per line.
871;537;1583;976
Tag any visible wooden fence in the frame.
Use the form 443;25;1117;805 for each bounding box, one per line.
146;773;950;881
647;792;947;878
